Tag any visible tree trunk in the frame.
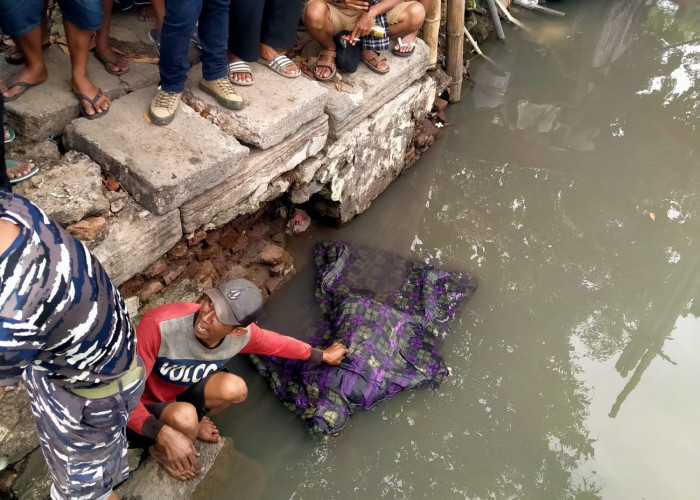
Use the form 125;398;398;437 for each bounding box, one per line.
422;0;441;69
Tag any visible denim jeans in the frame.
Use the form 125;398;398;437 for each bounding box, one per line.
159;0;231;93
0;0;102;37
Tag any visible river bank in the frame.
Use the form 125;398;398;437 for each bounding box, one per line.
0;3;501;498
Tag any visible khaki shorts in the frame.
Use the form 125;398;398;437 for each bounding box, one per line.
313;1;416;33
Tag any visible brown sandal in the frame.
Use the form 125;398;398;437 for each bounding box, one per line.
362;51;389;74
314;49;337;82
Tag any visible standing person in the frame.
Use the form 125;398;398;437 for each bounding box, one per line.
0;190;145;500
148;0;244;126
126;278;348;480
0;0;113;118
226;0;302;86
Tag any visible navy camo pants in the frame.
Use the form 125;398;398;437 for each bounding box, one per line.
23;364;144;500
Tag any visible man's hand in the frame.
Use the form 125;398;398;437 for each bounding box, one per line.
152;425;202;480
351;12;374;40
342;0;370;11
322;342;349;365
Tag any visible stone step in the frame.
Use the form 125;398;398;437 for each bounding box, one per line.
320;38;431;138
1;46;125;141
182;62;329;149
181;114;329;232
64;87;249;216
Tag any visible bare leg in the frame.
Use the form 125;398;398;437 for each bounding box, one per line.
151;0;166;38
203;372;247;414
5;2;50;64
0;26;48;99
94;0;129;74
387;2;426;53
149;402;200;480
303;0;336;80
64;18;110;116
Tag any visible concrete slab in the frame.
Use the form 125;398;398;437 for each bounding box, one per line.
319;39;430;138
64;87;249;215
180;114;328;232
92;199;183;286
182;62;329;149
1;46;124;141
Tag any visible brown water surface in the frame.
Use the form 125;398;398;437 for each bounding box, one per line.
215;1;700;498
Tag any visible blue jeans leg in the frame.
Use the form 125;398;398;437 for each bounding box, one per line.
159;0;202;93
199;0;231;82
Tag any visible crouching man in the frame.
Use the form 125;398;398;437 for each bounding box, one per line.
126;278;348;480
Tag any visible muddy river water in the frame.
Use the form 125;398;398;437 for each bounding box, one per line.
213;1;700;498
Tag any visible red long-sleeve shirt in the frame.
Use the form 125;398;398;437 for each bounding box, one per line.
127;302;320;439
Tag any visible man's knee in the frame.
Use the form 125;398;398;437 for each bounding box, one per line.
219;374;248;404
304;1;331;30
162;402;199;439
405;2;426;29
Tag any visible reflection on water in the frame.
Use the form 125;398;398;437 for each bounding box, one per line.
213;1;700;499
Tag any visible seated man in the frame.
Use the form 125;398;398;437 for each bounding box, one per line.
127;278;348;480
303;0;426;81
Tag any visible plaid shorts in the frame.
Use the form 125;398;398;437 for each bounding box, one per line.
23;362;145;500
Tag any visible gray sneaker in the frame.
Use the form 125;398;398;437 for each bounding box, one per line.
199;78;245;110
149;89;182;125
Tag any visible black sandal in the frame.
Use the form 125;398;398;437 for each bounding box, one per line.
76;88;110;120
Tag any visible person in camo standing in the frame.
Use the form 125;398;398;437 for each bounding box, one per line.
0;191;145;500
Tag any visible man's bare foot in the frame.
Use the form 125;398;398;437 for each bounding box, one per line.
148;445;200;481
197;416;220;443
0;66;48;100
227;53;253;84
139;5;156;21
315;49;336;80
393;32;417;53
6;161;35;180
259;43;300;77
71;77;110;117
94;42;129;75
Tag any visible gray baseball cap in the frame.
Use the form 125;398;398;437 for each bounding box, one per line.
203;279;263;327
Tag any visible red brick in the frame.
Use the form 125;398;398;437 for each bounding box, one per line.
144;258;168;279
139;279;164;302
168;242;188;259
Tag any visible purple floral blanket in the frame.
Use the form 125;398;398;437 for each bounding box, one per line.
249;241;477;436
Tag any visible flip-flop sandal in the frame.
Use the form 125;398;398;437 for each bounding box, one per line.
76;89;110;120
6;160;39;185
258;54;301;78
4;125;15;144
4;42;50;65
314;49;337;82
362;51;390;74
93;50;129;76
392;37;417;57
227;61;254;86
3;81;41;102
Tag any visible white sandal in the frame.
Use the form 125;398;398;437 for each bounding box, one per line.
227;60;254;86
258;54;300;78
392;37;417;57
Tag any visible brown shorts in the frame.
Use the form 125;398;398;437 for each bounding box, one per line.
307;1;416;33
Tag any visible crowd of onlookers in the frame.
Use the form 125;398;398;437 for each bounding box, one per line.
0;0;431;128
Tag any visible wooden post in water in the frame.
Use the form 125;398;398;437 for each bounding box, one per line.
422;0;441;69
446;0;465;102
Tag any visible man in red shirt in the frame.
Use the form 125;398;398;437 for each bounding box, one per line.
127;278;347;480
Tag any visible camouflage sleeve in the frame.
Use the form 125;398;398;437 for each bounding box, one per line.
0;316;41;386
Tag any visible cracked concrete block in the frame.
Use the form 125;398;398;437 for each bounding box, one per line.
320;39;430;138
13;151;111;226
180;114;329;232
301;76;436;222
183;63;328;149
64;88;248;215
91;198;182;286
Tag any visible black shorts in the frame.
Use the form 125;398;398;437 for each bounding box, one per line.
127;368;227;448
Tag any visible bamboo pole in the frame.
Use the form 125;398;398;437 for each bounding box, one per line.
422;0;441;69
446;0;465;102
